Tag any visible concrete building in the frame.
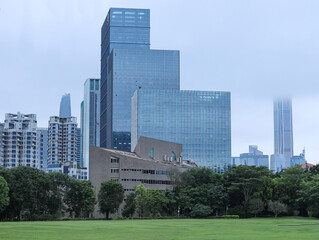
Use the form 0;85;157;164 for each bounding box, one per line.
100;8;180;151
47;116;78;169
131;89;231;173
273;98;294;169
37;128;48;171
232;145;269;168
81;79;100;172
89;136;195;217
76;127;81;166
0;113;38;168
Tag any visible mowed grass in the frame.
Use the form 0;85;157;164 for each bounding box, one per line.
0;217;319;240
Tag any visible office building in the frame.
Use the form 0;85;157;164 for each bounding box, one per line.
270;154;285;173
47;116;78;168
291;150;307;167
37;128;48;171
232;145;269;168
273;98;294;169
81;79;100;170
90;136;196;217
100;8;180;151
0;113;38;168
131;89;231;173
59;93;71;118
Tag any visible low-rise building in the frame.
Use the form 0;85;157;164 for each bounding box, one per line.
89;136;196;217
232;145;269;168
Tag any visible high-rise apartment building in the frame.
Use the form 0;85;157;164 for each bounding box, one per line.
81;79;100;170
47;116;78;169
100;8;180;151
0;113;38;168
59;93;71;118
273;98;293;169
37;128;48;171
131;89;231;173
76;127;81;166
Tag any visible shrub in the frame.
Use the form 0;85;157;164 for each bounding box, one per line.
190;204;212;218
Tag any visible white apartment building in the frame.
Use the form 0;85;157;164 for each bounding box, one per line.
47;116;78;168
0;113;38;168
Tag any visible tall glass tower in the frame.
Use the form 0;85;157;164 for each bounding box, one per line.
273;98;294;168
81;79;100;170
100;8;180;151
59;93;71;118
131;89;231;173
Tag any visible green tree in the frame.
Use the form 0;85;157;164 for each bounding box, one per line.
135;184;147;217
297;175;319;217
248;198;264;217
190;204;212;218
224;165;272;211
274;166;305;213
268;201;287;218
98;181;124;219
144;189;169;218
0;176;9;214
122;192;136;217
65;179;95;218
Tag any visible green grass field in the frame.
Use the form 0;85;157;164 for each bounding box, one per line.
0;217;318;240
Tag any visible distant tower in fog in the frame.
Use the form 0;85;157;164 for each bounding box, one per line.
273;98;294;168
59;93;71;118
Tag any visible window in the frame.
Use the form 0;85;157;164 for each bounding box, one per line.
148;148;154;158
111;156;119;163
172;152;176;161
111;168;119;174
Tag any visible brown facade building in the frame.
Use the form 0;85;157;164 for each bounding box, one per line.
89;137;195;217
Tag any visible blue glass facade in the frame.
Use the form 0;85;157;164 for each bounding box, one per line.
59;94;71;118
131;89;231;173
100;8;180;151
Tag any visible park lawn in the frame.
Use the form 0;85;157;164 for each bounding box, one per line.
0;217;318;240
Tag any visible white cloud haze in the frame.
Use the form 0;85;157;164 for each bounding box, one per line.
0;0;318;163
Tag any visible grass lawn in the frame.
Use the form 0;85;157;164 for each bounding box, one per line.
0;217;318;240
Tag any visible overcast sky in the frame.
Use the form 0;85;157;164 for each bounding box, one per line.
0;0;318;163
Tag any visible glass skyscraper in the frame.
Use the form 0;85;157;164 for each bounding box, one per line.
100;8;180;151
59;93;71;118
273;98;294;168
131;89;231;173
81;79;100;170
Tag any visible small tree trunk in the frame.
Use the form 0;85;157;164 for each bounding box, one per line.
106;211;109;220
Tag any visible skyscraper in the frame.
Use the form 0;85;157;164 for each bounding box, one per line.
37;128;48;171
59;93;71;118
131;89;231;173
100;8;180;151
273;98;294;168
81;79;100;170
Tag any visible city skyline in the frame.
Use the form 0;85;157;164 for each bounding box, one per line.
0;1;319;163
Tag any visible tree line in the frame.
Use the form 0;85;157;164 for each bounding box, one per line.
1;165;319;220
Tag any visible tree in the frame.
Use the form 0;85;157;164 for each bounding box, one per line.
135;184;147;217
190;204;212;218
268;201;287;218
144;189;169;218
274;166;305;213
248;198;264;217
0;176;9;214
65;179;95;218
224;165;272;211
98;181;124;219
297;175;319;217
122;192;136;217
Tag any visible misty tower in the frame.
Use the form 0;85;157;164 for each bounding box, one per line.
273;98;294;168
59;93;71;118
100;8;180;151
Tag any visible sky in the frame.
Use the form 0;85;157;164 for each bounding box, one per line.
0;0;318;163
